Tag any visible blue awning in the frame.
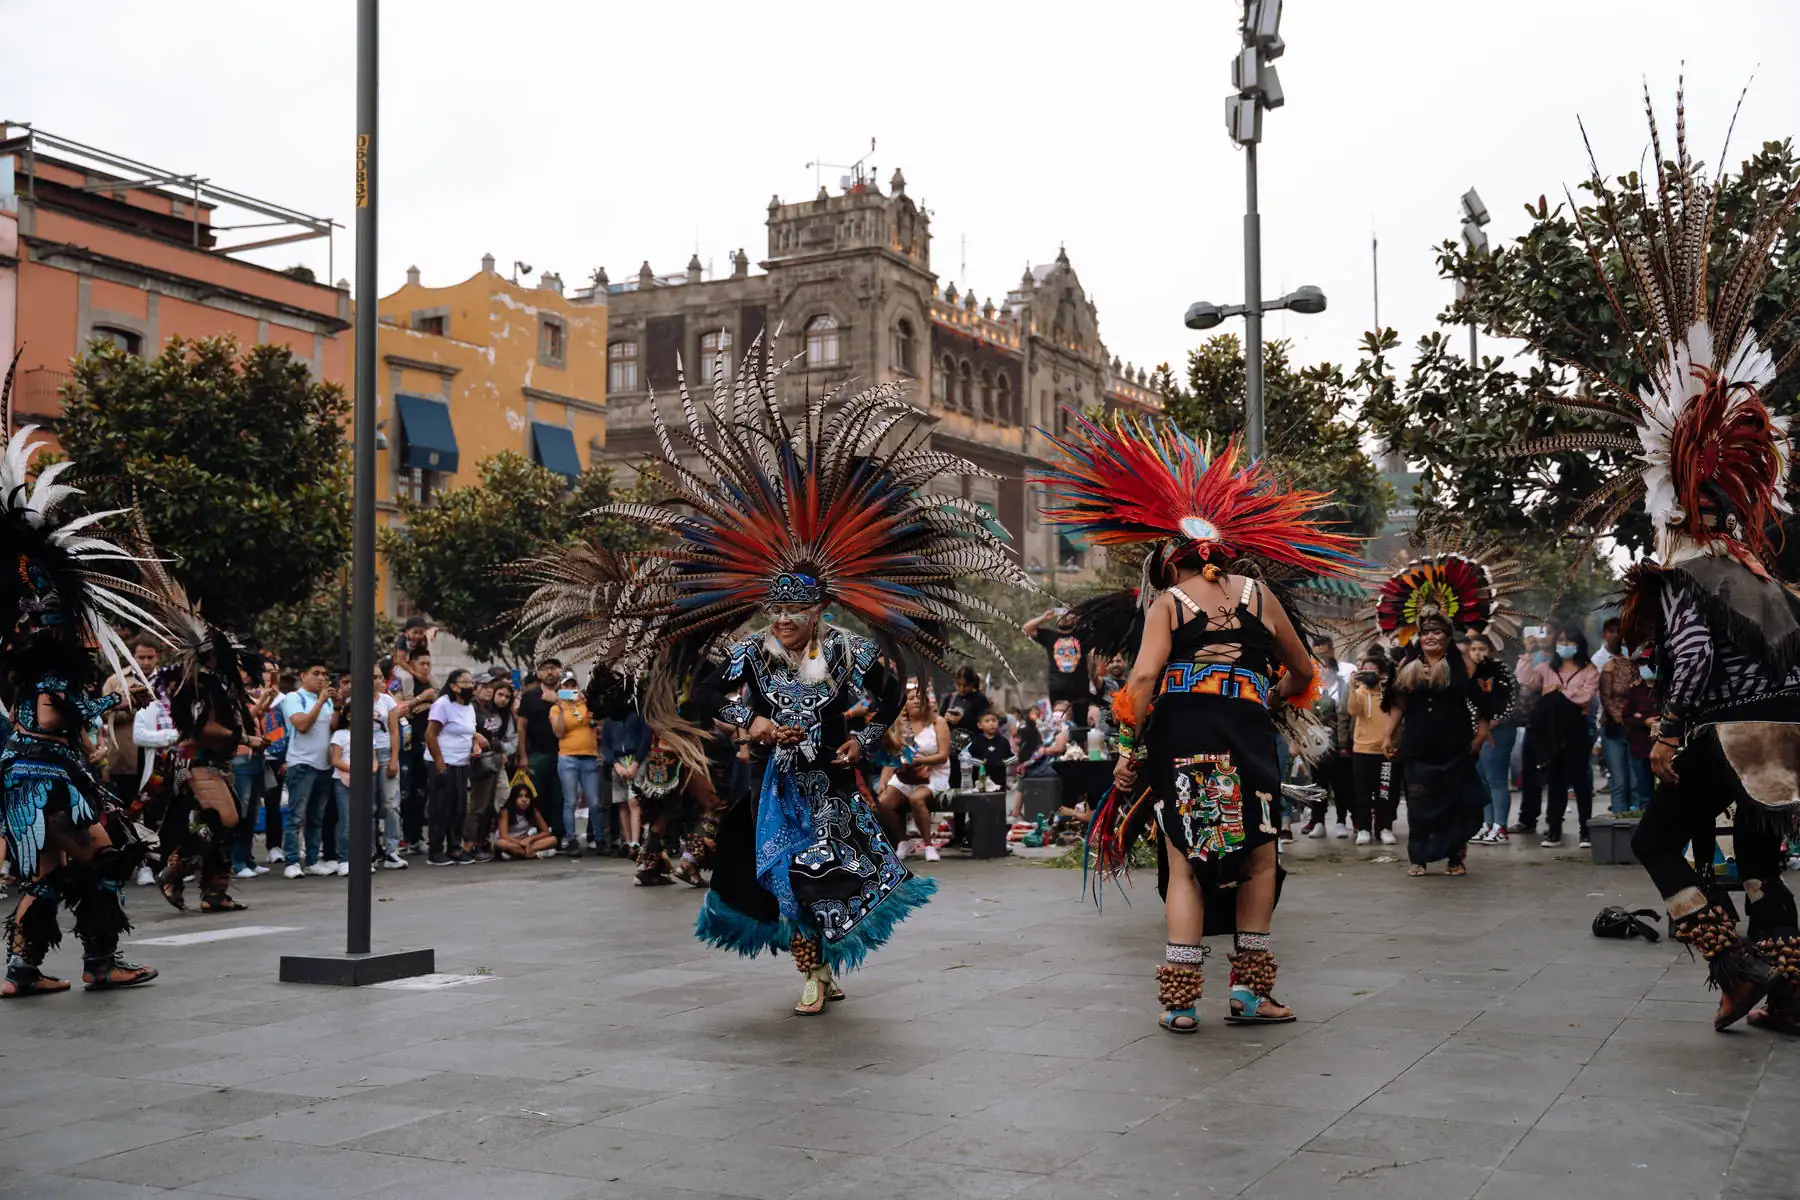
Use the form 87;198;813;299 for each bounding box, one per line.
394;393;460;473
1059;531;1090;553
530;421;582;480
974;502;1011;543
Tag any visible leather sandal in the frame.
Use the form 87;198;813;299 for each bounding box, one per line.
83;958;159;990
1;968;70;998
794;968;828;1015
1159;1006;1199;1034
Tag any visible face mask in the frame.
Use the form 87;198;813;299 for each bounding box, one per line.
1555;644;1577;660
1532;650;1551;665
558;689;579;702
1355;671;1378;686
1639;665;1655;681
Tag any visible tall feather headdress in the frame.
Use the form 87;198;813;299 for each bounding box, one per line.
1516;85;1800;565
516;334;1030;679
1;351;164;687
1366;542;1522;648
1032;409;1365;580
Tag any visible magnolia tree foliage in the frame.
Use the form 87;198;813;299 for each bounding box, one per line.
60;336;351;629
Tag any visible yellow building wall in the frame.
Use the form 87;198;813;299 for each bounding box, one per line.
345;267;609;614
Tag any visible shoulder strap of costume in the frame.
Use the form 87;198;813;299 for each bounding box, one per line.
1166;585;1202;621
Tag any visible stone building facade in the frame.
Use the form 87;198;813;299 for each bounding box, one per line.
589;168;1162;575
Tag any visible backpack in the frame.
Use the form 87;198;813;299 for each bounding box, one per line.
1592;906;1662;942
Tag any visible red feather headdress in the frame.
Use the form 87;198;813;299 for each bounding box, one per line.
1031;410;1364;580
1511;85;1799;566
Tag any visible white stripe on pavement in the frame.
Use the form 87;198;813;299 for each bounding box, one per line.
132;925;302;946
369;973;498;990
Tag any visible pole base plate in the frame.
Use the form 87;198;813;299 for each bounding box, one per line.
279;948;435;987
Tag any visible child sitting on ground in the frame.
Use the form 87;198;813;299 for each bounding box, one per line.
494;784;558;860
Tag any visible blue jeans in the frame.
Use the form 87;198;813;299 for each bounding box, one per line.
376;747;400;855
1627;755;1653;815
231;752;263;871
557;755;601;842
283;763;335;866
1602;732;1637;812
1478;725;1517;828
331;779;353;861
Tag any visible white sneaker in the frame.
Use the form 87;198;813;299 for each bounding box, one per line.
1354;829;1372;846
267;847;286;864
283;864;304;879
234;867;257;880
895;839;914;860
923;843;941;863
381;852;408;870
1379;830;1397;846
1473;823;1492;843
1307;823;1327;839
336;861;350;877
135;865;155;887
1331;822;1349;839
535;848;557;859
305;861;338;877
253;864;270;875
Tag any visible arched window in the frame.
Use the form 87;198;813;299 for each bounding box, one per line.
892;318;916;376
92;325;143;356
933;354;952;404
607;340;639;392
700;329;733;385
959;360;973;414
805;314;839;368
979;369;995;420
996;373;1013;424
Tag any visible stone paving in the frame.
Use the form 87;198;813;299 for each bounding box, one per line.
0;832;1794;1200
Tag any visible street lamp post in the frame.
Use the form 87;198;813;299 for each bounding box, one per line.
1459;187;1491;365
1193;0;1327;461
280;0;433;987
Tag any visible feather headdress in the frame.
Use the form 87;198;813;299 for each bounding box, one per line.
1;352;162;687
1366;543;1521;648
125;514;259;741
1032;410;1364;581
516;335;1029;678
1517;85;1800;566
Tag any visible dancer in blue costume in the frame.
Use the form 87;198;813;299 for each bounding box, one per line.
1;356;166;996
516;337;1024;1014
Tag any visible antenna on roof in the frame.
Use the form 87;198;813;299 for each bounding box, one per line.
805;136;878;192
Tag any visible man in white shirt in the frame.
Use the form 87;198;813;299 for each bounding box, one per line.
130;691;180;887
278;660;338;879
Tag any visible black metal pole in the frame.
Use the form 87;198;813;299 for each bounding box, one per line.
347;0;378;956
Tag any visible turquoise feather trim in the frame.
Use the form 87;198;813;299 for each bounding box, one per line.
814;875;936;973
693;874;938;973
693;890;786;959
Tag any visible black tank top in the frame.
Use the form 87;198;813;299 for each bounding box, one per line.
1165;578;1280;681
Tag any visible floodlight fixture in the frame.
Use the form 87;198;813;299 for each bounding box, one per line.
1284;285;1327;314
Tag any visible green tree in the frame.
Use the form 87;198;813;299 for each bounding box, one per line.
59;336;351;629
378;452;645;662
1156;334;1392;540
250;583;398;671
1367;137;1800;557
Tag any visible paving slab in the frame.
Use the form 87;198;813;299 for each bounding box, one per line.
1;831;1793;1198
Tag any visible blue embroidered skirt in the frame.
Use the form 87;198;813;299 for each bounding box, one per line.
695;758;935;973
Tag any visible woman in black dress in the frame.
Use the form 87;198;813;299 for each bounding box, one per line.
1365;549;1520;877
1383;616;1490;877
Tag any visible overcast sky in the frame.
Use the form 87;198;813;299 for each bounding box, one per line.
8;0;1798;382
